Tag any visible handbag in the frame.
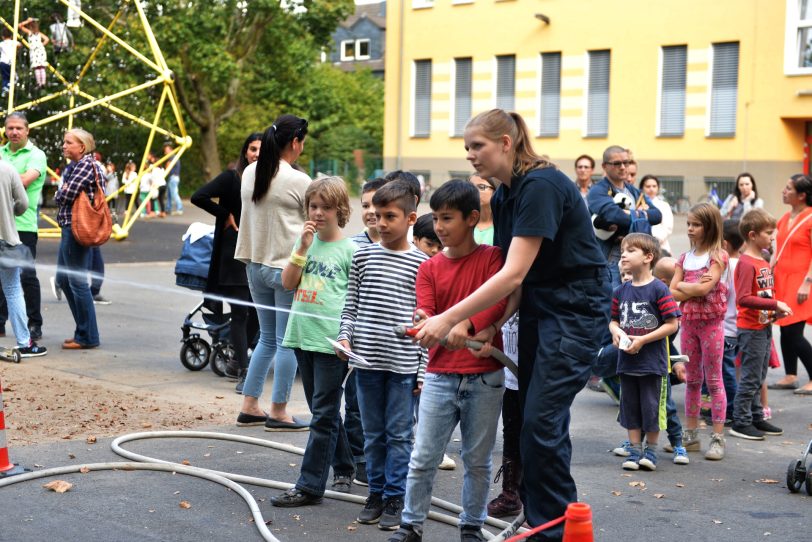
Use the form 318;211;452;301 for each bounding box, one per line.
71;163;112;247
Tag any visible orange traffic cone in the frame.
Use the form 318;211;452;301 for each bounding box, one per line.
562;502;594;542
0;376;30;478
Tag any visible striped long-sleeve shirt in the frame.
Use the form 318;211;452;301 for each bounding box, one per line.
337;243;429;379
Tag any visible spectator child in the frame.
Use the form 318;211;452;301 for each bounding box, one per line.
139;163;153;217
270;177;358;507
610;234;680;471
104;162;120;216
729;209;792;440
17;18;49;88
336;180;429;531
351;178;387;246
613;256;689;465
413;213;441;258
390;180;507;542
670;203;729;460
1;28;21;95
721;219;743;422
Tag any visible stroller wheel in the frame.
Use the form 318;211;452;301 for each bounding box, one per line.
787;459;806;493
209;344;235;377
180;338;211;371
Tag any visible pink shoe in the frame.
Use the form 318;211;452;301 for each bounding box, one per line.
763;406;772;420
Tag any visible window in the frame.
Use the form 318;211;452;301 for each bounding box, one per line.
539;52;561;137
356;39;370;60
412;0;434;8
786;0;812;73
708;42;739;137
659;45;687;136
586;50;610;137
656;176;685;206
704;176;736;203
340;39;371;61
453;58;473;136
496;55;515;111
413;60;432;137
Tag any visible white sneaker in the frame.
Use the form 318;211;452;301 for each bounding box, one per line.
50;276;62;301
438;453;456;470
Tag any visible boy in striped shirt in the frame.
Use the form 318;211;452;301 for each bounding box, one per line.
609;233;681;472
336;180;428;531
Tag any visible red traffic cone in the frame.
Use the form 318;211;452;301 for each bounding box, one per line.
0;376;30;478
562;502;594;542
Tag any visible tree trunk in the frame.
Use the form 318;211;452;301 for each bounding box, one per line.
198;120;221;180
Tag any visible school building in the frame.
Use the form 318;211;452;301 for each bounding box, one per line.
382;0;812;212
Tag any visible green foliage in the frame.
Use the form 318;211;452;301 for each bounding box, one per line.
4;0;383;193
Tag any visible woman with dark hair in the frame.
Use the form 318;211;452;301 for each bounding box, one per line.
234;115;310;430
720;173;764;221
639;174;674;255
469;174;496;244
55;128;105;349
192;133;262;393
771;174;812;394
414;109;610;541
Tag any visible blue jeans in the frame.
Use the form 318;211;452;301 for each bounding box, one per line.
89;247;104;297
294;349;355;496
56;227;99;346
343;370;366;464
0;267;30;348
243;263;297;404
722;336;738;420
355;368;417;499
665;378;682;447
402;371;504;533
167;175;183;213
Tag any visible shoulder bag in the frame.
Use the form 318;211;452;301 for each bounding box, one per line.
71;163;112;247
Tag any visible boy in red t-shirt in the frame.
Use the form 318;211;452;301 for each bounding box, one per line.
390;179;507;542
730;209;792;440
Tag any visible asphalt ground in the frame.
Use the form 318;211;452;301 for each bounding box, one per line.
0;201;811;541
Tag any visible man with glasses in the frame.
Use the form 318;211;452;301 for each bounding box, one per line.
588;145;661;289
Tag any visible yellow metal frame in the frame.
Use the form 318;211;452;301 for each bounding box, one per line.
0;0;191;241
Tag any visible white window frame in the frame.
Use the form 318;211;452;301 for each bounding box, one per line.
340;40;355;61
451;57;473;137
340;39;371;62
412;59;432;138
706;42;739;138
355;39;371;60
538;51;562;137
656;45;687;137
584;50;610;138
494;54;515;111
785;0;812;75
412;0;434;8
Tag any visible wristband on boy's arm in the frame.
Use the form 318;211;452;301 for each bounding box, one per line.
289;253;307;268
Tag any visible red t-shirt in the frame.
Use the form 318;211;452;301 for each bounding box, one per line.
416;244;507;373
735;253;779;330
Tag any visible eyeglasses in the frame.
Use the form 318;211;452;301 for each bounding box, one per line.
605;160;631;167
475;183;494;191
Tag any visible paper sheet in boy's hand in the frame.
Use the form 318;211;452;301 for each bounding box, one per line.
326;338;372;366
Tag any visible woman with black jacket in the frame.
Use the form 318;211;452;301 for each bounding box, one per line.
192;133;261;392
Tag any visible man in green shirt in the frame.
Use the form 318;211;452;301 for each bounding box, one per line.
0;112;47;340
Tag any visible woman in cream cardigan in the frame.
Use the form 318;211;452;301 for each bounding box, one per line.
234;115;310;431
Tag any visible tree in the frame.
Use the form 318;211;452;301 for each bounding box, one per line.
149;0;353;178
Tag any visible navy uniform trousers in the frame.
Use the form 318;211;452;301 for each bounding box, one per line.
517;271;611;541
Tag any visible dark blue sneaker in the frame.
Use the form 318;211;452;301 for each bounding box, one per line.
622;446;642;470
19;343;47;358
612;440;632;457
639;446;658;471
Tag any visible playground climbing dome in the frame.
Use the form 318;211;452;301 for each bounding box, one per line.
0;0;191;240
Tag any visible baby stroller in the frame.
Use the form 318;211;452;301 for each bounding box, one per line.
174;223;235;377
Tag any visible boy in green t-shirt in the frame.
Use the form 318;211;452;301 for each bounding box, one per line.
270;176;359;507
